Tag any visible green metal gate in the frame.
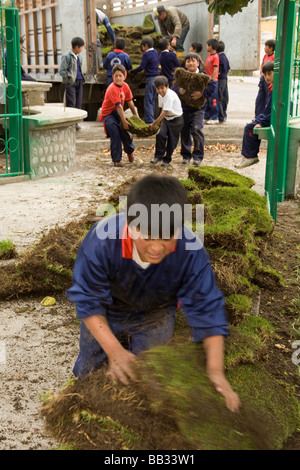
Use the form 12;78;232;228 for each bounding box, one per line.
0;0;23;178
265;0;299;221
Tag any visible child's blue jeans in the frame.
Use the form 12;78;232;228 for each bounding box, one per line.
242;120;261;158
181;108;205;162
144;76;157;123
103;111;135;162
73;308;175;378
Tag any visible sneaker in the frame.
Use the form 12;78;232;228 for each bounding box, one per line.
182;158;190;164
205;119;219;125
161;161;170;167
234;157;259;169
193;160;201;167
114;161;123;167
151;157;161;164
127;153;134;163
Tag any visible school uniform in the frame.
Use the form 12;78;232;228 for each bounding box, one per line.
159;49;181;86
154;88;183;163
255;52;275;117
103;49;132;85
131;48;159;123
218;52;230;123
242;84;272;159
59;50;84;109
66;213;228;377
173;70;216;163
204;52;219;121
100;81;135;163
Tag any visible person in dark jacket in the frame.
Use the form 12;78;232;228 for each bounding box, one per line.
103;37;132;85
157;38;181;87
173;52;216;166
235;61;274;169
130;37;159;123
66;174;241;413
217;41;230;123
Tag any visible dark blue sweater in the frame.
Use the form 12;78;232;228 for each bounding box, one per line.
218;52;230;80
103;50;132;79
159;50;181;82
131;48;159;77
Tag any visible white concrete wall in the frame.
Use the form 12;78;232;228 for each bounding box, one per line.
219;0;260;71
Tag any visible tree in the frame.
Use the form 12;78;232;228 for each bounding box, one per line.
205;0;255;16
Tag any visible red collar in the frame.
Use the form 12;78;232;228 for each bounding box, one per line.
114;49;125;53
121;223;178;259
268;83;273;91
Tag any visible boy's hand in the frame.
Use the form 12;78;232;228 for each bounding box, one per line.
254;124;262;129
150;122;157;130
122;120;130;130
191;91;203;100
208;371;241;413
106;349;138;385
179;88;186;95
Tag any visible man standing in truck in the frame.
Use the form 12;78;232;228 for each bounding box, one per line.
95;8;116;67
153;6;190;56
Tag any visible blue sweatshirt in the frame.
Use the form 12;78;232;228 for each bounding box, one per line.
131;48;159;77
256;86;272;127
159;50;181;82
103;49;132;79
218;52;230;80
66;213;228;343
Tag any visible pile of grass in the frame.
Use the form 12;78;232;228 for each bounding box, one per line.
126;116;159;137
174;68;211;108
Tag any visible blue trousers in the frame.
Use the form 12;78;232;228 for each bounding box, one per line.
255;76;269;118
144;76;157;124
73;309;175;377
154;116;183;163
103;111;135;162
66;79;83;109
204;81;219;121
181;108;205;162
218;78;228;122
241;120;261;158
175;26;190;52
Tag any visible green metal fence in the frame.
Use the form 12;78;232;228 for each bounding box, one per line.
0;0;23;178
265;0;298;221
291;1;300;118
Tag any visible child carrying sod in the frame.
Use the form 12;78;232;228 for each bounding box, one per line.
150;75;183;166
173;52;216;166
100;64;137;167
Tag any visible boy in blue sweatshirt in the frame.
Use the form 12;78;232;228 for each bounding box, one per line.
173;52;216;166
130;37;159;123
235;61;274;169
217;41;230;123
66;174;240;413
103;37;132;85
158;38;181;87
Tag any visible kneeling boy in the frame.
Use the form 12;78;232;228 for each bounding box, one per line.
67;174;241;413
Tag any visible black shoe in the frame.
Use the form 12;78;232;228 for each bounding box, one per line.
151;158;160;164
161;161;170;167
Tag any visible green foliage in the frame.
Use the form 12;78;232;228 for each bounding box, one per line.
205;0;255;16
0;238;16;259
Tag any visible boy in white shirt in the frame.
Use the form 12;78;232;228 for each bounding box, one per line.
150;76;183;167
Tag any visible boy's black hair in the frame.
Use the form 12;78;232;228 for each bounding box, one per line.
158;38;170;51
191;42;202;53
154;75;169;88
265;39;275;51
127;175;188;238
184;52;200;64
71;37;85;49
262;60;274;74
115;37;126;50
207;38;219;51
217;40;225;53
141;37;154;48
112;64;126;76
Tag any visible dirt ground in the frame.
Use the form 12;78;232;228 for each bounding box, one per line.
0;140;299;450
